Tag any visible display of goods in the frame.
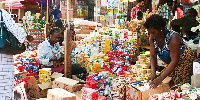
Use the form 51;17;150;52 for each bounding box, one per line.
149;83;200;100
39;68;52;84
22;11;44;29
14;47;39;79
82;87;99;100
85;72;127;99
72;28;142;75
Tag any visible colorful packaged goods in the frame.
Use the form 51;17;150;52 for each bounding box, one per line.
82;87;99;100
39;68;52;84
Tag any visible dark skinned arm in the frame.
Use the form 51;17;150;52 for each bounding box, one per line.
148;37;157;81
49;57;57;62
150;33;181;88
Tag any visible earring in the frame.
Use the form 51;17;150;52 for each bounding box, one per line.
161;30;163;31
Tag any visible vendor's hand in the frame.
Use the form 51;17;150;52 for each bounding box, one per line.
149;76;163;89
147;74;156;82
49;57;57;61
58;57;64;62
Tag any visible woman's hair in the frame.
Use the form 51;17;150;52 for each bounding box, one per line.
51;9;61;19
143;14;166;30
47;27;61;39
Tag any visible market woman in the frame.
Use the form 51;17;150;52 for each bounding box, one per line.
50;9;64;45
143;14;196;88
37;27;64;73
50;9;63;30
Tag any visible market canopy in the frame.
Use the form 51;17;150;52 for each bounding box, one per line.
20;0;38;5
0;0;26;9
0;0;41;9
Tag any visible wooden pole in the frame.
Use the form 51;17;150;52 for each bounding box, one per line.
64;29;72;78
64;0;72;78
44;0;49;38
46;0;49;24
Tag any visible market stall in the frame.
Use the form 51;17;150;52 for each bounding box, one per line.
5;0;200;100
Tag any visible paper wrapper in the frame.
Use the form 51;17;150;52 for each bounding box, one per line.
81;87;98;100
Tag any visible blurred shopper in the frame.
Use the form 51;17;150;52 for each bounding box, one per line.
131;0;144;20
171;8;199;40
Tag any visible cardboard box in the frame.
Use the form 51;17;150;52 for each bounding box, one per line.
47;88;76;100
26;76;53;99
191;74;200;88
80;25;96;30
193;59;200;75
126;83;170;100
14;68;27;79
52;77;84;92
76;29;94;34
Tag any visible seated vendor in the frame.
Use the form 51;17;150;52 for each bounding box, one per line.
37;27;64;73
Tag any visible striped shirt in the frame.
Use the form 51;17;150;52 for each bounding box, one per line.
131;5;142;20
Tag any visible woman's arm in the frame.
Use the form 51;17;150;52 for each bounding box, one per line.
149;37;157;81
150;33;181;88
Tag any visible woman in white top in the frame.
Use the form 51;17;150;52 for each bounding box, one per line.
37;27;64;73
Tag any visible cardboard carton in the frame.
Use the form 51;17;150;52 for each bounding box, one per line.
193;59;200;75
126;83;170;100
14;68;27;79
47;88;76;100
191;74;200;88
26;76;53;99
52;77;84;92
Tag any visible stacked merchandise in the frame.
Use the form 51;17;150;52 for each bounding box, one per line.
77;1;88;18
82;87;99;100
22;11;34;29
84;68;158;100
22;11;45;29
84;71;127;99
14;47;39;79
72;28;142;75
74;19;99;34
149;83;200;100
115;1;128;29
94;0;128;27
131;54;151;77
13;47;51;99
39;68;52;84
